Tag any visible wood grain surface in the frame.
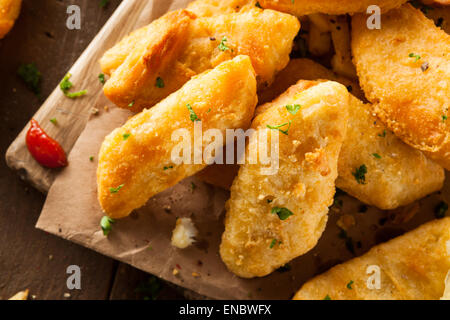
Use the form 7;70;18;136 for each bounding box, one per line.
0;0;182;300
5;0;168;193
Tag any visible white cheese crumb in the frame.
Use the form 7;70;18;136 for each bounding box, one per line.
171;218;198;249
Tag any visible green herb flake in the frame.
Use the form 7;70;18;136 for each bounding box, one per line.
128;101;135;108
408;53;421;62
100;0;109;8
59;73;87;99
100;216;115;236
123;133;131;140
187;103;200;122
50;118;57;125
347;280;354;290
18;63;42;96
164;165;174;171
271;207;294;221
324;295;331;300
269;239;277;249
191;182;197;192
267;121;292;135
98;73;106;84
352;164;367;185
443;115;448;122
435;201;448;219
286;104;301;115
89;156;94;162
378;130;387;138
218;37;230;52
255;1;262;8
372;153;381;159
155;77;165;88
109;184;124;194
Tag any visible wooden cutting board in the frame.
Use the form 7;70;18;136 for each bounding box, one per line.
5;0;186;193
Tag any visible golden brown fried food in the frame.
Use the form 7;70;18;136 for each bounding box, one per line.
338;95;444;209
0;0;21;39
258;58;365;104
294;218;450;300
258;0;408;16
101;8;299;112
422;0;450;5
97;56;258;219
352;4;450;169
220;81;349;278
186;0;257;17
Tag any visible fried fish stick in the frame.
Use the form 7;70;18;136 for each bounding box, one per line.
294;218;450;300
186;0;257;17
258;0;408;16
338;95;444;209
101;8;299;112
0;0;21;39
220;81;349;278
352;4;450;169
97;56;257;219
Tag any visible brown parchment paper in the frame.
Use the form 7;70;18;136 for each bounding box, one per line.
36;0;450;300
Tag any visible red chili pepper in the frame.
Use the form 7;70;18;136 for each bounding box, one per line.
26;119;68;168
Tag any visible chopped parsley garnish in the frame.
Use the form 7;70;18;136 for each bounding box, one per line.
89;156;94;162
269;239;277;249
50;118;57;125
109;184;124;194
267;199;273;204
271;207;294;220
155;77;165;88
123;133;131;140
286;104;301;115
443;115;448;122
378;130;387;138
372;153;381;159
60;73;87;99
100;0;109;8
408;53;421;62
435;201;448;219
98;73;105;84
255;1;262;8
186;103;200;122
352;165;367;185
218;37;230;51
324;295;331;300
347;280;354;290
100;216;115;236
128;101;135;107
164;166;174;171
339;229;355;255
267;121;292;135
191;182;197;192
18;63;41;96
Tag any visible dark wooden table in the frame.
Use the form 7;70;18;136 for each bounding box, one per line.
0;0;184;300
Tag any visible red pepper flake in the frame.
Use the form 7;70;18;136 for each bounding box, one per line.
26;119;68;168
176;264;182;270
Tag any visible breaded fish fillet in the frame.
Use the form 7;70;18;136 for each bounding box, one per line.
352;4;450;169
97;56;257;219
220;81;349;278
338;95;444;209
294;218;450;300
101;8;299;112
258;0;408;16
0;0;21;39
186;0;257;17
204;60;444;209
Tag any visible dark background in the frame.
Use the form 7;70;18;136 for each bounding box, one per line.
0;0;185;300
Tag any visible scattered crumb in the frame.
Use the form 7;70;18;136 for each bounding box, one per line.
104;106;109;111
12;88;16;92
173;268;179;276
192;272;200;278
9;289;29;300
31;295;37;300
90;107;99;115
337;214;356;231
63;293;71;299
164;205;172;213
171;218;198;249
48;255;53;260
